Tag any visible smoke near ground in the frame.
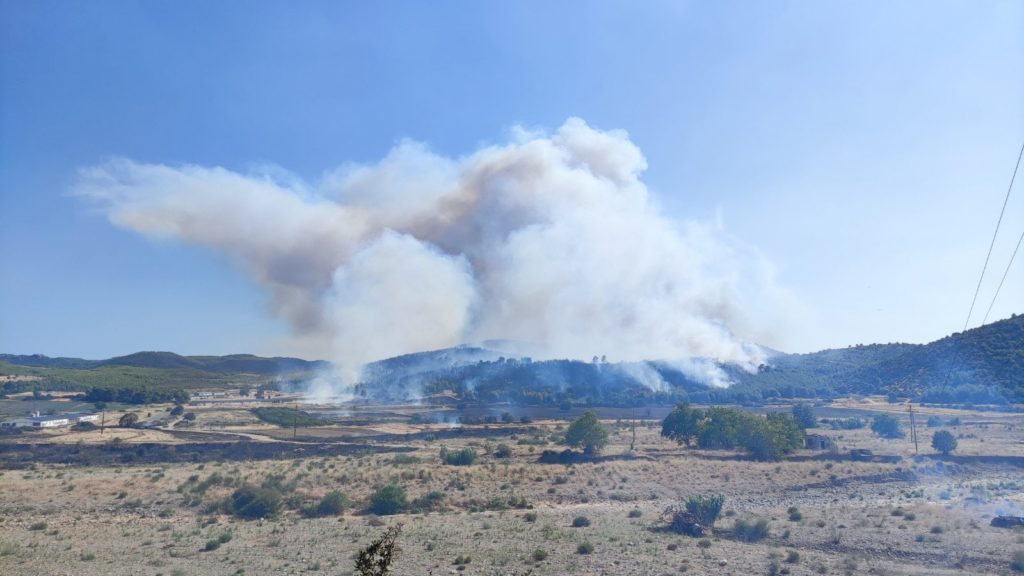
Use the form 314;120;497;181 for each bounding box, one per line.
75;118;796;386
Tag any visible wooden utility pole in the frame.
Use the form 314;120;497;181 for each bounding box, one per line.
630;406;637;452
100;411;106;435
293;402;298;439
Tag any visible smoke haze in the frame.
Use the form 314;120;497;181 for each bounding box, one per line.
76;118;795;384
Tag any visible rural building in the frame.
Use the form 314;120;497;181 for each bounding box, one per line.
805;434;834;450
67;412;101;424
29;415;69;428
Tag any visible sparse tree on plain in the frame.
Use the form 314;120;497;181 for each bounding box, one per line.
565;410;609;456
931;430;957;455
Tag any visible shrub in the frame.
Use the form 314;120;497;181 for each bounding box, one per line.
571;516;591;528
71;421;97;432
531;549;548;561
871;414;904;439
786;550;800;563
369;484;407;516
628;508;642;518
440;447;477;466
523;512;538;522
926;415;942;428
787;506;803;521
577;541;594;554
947;416;962;426
203;539;221;551
314;490;349;517
182;412;196;422
733;517;770;541
170;405;184;417
354;525;401;576
227;484;283;519
685;494;725;526
118;413;139;428
28;522;46;531
494;444;513;458
931;430;958;455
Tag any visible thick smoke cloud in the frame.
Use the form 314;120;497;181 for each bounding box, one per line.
75;118;791;385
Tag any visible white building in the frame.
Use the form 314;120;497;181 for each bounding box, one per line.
29;416;69;428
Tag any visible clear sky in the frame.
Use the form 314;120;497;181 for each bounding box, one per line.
1;1;1022;360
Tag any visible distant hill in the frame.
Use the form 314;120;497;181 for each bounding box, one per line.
0;352;328;399
0;351;327;375
3;314;1021;406
353;314;1024;406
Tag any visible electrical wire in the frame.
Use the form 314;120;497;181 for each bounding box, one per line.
981;226;1024;325
963;139;1024;330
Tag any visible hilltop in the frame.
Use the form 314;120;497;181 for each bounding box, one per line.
2;314;1021;406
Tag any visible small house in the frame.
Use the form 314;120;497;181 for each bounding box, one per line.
805;434;834;450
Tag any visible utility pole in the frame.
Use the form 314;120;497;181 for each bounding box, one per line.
100;411;106;435
630;406;636;452
293;402;298;440
907;403;919;455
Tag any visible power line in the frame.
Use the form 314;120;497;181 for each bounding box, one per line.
981;226;1024;325
963;139;1024;331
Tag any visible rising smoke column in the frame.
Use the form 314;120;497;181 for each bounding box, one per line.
75;118;792;384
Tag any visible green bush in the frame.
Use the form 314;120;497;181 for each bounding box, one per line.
733;517;770;541
531;549;548;562
494;444;513;458
571;516;591;528
577;541;594;554
787;506;803;521
369;484;407;516
314;490;349;516
685;494;725;526
871;413;904;439
439;447;477;466
926;415;942;427
931;430;958;455
227;484;283;519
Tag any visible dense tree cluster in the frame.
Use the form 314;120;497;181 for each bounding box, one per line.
660;404;805;461
81;386;189;405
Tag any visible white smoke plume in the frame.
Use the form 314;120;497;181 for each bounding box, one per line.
75;118;792;385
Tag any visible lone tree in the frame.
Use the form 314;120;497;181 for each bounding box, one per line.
118;413;139;428
565;410;609;456
931;430;958;455
870;413;904;439
661;403;702;447
792;403;816;429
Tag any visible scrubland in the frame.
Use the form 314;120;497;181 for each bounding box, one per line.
2;403;1024;575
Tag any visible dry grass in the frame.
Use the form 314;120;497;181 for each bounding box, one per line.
2;402;1023;575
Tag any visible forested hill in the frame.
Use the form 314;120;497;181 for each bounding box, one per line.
0;351;327;374
3;315;1021;406
728;313;1024;404
355;315;1024;406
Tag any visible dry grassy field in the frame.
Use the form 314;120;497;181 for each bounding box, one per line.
2;400;1024;576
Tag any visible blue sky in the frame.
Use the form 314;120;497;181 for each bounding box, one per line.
1;0;1022;359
